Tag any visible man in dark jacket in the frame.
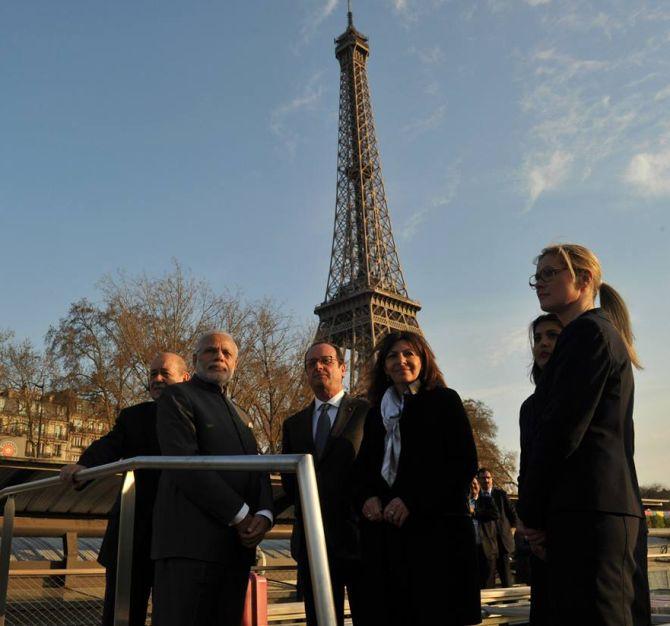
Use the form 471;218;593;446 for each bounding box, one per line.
477;467;517;586
59;352;190;626
281;341;368;625
151;331;274;626
470;477;500;588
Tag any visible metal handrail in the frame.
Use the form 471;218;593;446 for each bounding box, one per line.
0;454;336;626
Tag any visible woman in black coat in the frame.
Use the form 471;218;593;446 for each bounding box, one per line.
354;331;481;626
517;313;562;625
517;243;649;626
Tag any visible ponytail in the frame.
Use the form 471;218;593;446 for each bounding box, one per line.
599;282;642;370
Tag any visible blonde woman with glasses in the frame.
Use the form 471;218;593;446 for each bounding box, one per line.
517;244;649;626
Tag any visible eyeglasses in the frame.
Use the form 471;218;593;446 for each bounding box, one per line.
529;267;568;288
305;356;338;370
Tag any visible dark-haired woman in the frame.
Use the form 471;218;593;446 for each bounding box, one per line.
517;244;649;625
517;313;562;625
354;331;481;626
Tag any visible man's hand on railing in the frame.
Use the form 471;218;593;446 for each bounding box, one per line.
59;464;86;485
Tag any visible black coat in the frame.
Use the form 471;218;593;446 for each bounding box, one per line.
489;488;517;555
354;386;481;625
78;401;160;568
517;308;643;529
151;376;273;567
473;494;499;560
517;394;536;494
281;394;369;562
354;387;478;517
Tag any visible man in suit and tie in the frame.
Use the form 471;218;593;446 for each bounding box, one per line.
281;341;369;626
470;477;500;589
59;352;190;626
477;467;517;587
151;331;274;626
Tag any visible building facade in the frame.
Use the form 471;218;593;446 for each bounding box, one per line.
0;389;109;462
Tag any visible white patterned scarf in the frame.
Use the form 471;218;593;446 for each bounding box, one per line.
380;386;404;487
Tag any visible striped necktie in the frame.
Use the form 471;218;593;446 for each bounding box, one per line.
314;403;331;459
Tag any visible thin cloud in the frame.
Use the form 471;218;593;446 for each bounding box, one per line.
654;85;670;102
624;149;670;197
516;2;670;206
270;73;324;158
522;150;573;207
299;0;339;46
431;163;461;208
401;208;430;241
424;80;440;96
488;328;530;367
412;45;446;65
401;161;461;241
401;103;447;139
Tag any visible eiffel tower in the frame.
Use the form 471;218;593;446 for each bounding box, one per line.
314;5;421;385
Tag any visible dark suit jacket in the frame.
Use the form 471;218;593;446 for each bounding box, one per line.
473;494;500;559
488;487;517;555
281;393;369;562
151;376;273;567
517;308;643;529
78;401;160;568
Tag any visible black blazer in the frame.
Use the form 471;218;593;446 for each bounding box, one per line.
151;376;273;566
517;308;643;529
489;487;517;554
518;394;536;492
474;494;500;559
354;386;478;519
281;394;369;562
78;401;160;568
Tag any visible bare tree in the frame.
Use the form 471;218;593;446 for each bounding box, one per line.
99;262;250;373
639;484;670;501
231;300;313;452
0;331;56;456
463;398;517;490
46;264;315;448
47;263;252;424
46;300;135;427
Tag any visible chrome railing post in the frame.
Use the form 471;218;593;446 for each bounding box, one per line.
113;471;136;626
296;454;336;626
0;496;16;626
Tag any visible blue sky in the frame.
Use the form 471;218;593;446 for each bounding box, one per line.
1;1;668;484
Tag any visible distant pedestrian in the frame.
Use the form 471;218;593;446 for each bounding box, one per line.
354;331;481;626
476;467;517;587
469;477;499;589
517;244;648;626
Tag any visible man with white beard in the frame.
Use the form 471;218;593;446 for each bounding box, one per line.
151;331;273;626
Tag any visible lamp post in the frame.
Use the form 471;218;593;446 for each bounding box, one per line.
30;380;45;459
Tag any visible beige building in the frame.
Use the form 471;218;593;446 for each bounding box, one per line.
0;389;110;462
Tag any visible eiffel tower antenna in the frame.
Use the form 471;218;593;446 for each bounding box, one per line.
314;10;421;386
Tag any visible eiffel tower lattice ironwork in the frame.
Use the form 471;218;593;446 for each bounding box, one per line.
314;8;421;384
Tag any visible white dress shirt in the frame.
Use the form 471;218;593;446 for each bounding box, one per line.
312;388;345;439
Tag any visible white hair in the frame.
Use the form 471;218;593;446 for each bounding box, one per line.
194;331;238;355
